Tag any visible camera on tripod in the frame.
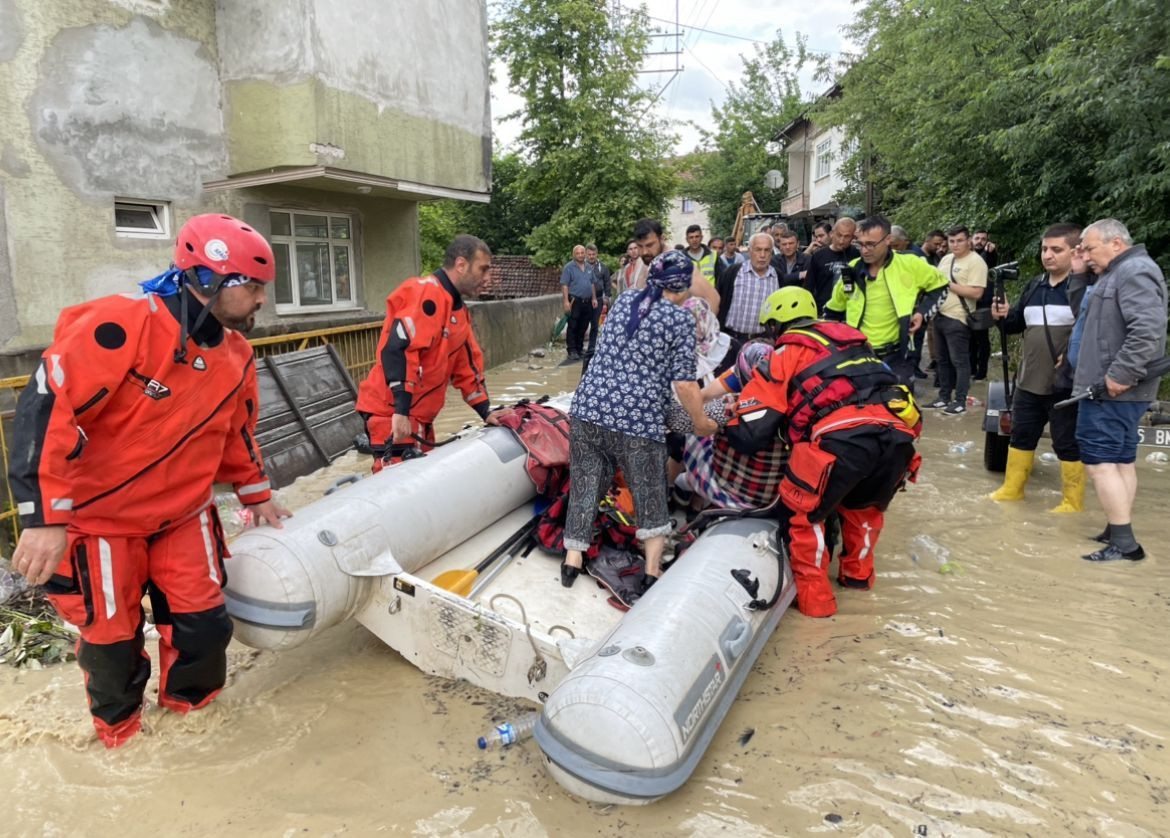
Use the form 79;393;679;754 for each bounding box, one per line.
990;261;1019;304
990;261;1019;283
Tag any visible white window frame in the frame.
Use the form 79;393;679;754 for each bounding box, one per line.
114;198;171;240
269;210;359;315
815;140;832;181
681;197;696;214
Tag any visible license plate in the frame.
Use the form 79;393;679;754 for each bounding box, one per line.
1137;426;1170;448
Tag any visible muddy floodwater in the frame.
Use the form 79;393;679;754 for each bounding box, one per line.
2;344;1168;837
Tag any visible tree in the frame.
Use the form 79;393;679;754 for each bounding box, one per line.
418;201;463;275
494;0;678;266
818;0;1170;266
687;33;811;237
417;151;546;272
460;151;544;256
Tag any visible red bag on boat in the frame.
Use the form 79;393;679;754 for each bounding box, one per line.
536;473;639;558
491;401;572;496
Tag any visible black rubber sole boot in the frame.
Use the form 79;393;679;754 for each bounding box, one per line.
1083;544;1145;562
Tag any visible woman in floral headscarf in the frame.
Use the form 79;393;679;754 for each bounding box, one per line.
681;296;733;384
562;250;718;593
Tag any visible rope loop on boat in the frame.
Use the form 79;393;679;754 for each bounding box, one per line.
489;592;548;684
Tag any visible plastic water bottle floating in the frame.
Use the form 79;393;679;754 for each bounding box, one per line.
477;712;538;750
947;441;974;455
1039;452;1059;464
909;534;962;575
1145;451;1169;465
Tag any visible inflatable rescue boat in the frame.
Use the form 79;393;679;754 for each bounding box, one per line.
223;399;794;804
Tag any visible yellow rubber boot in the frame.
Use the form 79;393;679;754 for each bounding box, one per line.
1049;460;1086;513
988;447;1034;501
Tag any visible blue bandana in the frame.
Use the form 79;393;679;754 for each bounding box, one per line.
139;265;250;296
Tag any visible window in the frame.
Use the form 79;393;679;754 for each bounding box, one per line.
681;197;695;214
815;140;832;180
115;199;170;239
269;210;357;312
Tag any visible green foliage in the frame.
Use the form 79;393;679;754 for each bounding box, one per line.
418;201;463;276
461;151;544;256
417;151;546;272
687;33;811;236
0;592;76;669
819;0;1170;267
494;0;678;266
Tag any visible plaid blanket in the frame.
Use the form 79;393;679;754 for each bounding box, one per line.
683;433;787;509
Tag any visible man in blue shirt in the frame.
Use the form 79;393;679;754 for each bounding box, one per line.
560;244;596;361
584;244;611;354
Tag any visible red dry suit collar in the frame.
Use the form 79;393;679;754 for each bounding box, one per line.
434;268;466;310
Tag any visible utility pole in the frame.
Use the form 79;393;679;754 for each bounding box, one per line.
617;0;683;113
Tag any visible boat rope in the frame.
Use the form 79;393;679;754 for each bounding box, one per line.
489;592;547;685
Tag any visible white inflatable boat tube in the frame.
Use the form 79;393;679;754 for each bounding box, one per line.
223;426;536;650
534;516;795;805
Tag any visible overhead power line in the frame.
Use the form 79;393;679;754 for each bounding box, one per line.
642;13;846;55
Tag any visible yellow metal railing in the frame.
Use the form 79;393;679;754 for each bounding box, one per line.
0;321;382;558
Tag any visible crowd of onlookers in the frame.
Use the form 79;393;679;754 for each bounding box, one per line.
556;212;1167;599
564;217;1007;415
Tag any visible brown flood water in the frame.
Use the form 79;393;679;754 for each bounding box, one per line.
2;344;1168;837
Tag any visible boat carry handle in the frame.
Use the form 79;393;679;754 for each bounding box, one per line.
720;617;750;664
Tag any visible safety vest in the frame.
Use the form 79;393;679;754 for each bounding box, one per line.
691;248;717;286
824;251;948;353
774;321;900;443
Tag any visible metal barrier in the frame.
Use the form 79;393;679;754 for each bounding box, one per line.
0;321;382;558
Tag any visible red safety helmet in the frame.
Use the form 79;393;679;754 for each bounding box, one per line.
174;213;275;282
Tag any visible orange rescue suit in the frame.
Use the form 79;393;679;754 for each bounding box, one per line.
727;321;919;618
10;292;271;534
8;288;271;747
357;269;490;448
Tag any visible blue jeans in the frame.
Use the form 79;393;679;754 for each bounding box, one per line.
1075;399;1149;464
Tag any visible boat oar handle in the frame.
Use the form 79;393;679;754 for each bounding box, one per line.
473;516;540;574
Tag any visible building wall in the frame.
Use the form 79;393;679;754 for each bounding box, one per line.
664;194;714;246
0;0;489;354
808;125;850;213
217;0;491;191
783;122;849;218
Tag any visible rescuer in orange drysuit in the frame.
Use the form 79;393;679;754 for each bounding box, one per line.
7;213;290;747
356;234;493;470
725;287;922;617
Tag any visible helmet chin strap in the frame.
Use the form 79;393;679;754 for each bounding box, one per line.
174;268;227;364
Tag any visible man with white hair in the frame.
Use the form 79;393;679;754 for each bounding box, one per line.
715;231;780;342
1073;218;1167;562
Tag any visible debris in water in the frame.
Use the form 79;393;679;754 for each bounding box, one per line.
529;348;547;358
824;813;843;824
738;727;755;746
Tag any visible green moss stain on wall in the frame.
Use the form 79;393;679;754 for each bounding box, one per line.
225;79;488;193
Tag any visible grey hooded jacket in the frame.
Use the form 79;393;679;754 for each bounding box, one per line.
1072;245;1167;401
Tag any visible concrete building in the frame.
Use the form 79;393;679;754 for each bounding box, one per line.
0;0;491;365
777;84;853;227
663;167;714;247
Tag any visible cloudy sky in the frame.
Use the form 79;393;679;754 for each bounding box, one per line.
489;0;859;154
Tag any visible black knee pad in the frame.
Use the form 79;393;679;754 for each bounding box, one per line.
78;633;151;726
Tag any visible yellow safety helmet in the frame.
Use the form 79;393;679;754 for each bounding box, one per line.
759;287;817;327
